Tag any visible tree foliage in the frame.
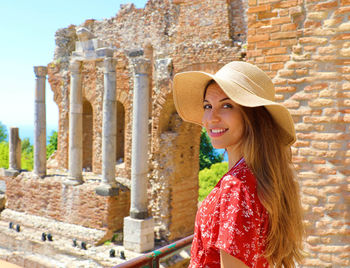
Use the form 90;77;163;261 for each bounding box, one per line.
0;122;7;143
198;162;228;201
47;131;57;159
21;138;32;154
199;128;223;170
21;138;33;170
0;141;9;169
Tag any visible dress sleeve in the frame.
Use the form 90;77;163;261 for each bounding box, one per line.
214;175;261;266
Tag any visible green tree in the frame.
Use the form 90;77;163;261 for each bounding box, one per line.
0;122;7;142
21;138;33;171
47;131;57;159
0;141;9;169
199;128;223;170
198;162;228;201
21;138;33;154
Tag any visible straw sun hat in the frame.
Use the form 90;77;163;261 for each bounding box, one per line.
172;61;296;146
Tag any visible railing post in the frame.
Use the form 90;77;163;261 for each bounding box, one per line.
113;234;194;268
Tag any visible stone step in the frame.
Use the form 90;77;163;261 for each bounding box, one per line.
0;209;138;267
0;221;113;267
0;209;191;268
0;247;71;268
0;209;106;245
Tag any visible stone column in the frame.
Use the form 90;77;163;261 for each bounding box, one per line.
66;60;83;185
9;127;21;171
34;66;47;177
96;57;118;196
124;58;154;253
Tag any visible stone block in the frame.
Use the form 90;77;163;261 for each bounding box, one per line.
75;39;105;52
307;12;328;20
0;169;19;178
313;1;338;11
0;194;5;210
123;216;154;253
96;47;115;58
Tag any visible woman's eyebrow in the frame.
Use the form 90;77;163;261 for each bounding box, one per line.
203;97;230;103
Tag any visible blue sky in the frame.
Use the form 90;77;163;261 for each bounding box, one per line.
0;0;147;139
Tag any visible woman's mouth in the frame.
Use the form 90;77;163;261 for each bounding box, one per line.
209;128;228;138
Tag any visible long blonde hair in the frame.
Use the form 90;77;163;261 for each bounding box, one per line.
239;106;304;267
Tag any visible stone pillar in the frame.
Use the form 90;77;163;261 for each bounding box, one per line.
9;127;21;171
96;57;118;196
66;60;83;185
34;66;47;177
124;58;154;253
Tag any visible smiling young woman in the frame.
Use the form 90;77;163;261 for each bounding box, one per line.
202;82;244;167
173;61;304;268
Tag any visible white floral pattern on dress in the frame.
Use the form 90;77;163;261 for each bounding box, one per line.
189;158;269;268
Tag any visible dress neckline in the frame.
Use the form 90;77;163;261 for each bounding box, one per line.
214;157;245;189
230;157;244;171
230;156;244;170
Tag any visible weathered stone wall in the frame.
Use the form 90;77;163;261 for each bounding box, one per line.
47;0;245;242
246;0;349;266
5;173;130;231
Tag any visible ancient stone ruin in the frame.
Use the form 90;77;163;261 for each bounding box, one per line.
0;0;349;267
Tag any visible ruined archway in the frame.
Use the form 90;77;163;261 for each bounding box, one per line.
116;101;125;164
151;90;201;241
82;99;93;171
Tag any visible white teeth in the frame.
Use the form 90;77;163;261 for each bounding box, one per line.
211;129;226;134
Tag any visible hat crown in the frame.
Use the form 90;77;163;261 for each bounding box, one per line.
216;61;275;101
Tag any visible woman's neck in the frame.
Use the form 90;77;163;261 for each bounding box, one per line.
226;145;243;170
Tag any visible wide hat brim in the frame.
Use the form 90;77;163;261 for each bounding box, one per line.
173;65;296;146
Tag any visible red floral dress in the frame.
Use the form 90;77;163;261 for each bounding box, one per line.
189;158;269;268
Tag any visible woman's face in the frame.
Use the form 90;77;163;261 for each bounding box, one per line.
202;82;244;151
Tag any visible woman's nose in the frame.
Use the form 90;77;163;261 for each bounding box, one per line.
208;109;220;123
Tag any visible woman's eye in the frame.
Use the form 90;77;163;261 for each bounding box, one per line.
223;103;233;109
203;104;211;109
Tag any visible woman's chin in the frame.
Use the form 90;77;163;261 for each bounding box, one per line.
211;143;226;150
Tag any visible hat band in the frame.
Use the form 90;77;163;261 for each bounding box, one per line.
216;68;275;101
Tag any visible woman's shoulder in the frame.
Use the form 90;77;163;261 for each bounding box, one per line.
220;158;257;194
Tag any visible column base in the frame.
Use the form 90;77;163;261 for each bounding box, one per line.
123;216;154;253
130;210;148;219
34;172;46;178
63;177;83;186
95;183;119;196
0;168;19;177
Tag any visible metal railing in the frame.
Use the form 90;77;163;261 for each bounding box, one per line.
113;234;194;268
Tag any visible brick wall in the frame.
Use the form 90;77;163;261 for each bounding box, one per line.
5;173;130;232
247;0;349;266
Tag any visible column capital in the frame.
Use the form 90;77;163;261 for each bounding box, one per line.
103;57;117;73
34;66;48;77
69;60;82;73
132;58;151;75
